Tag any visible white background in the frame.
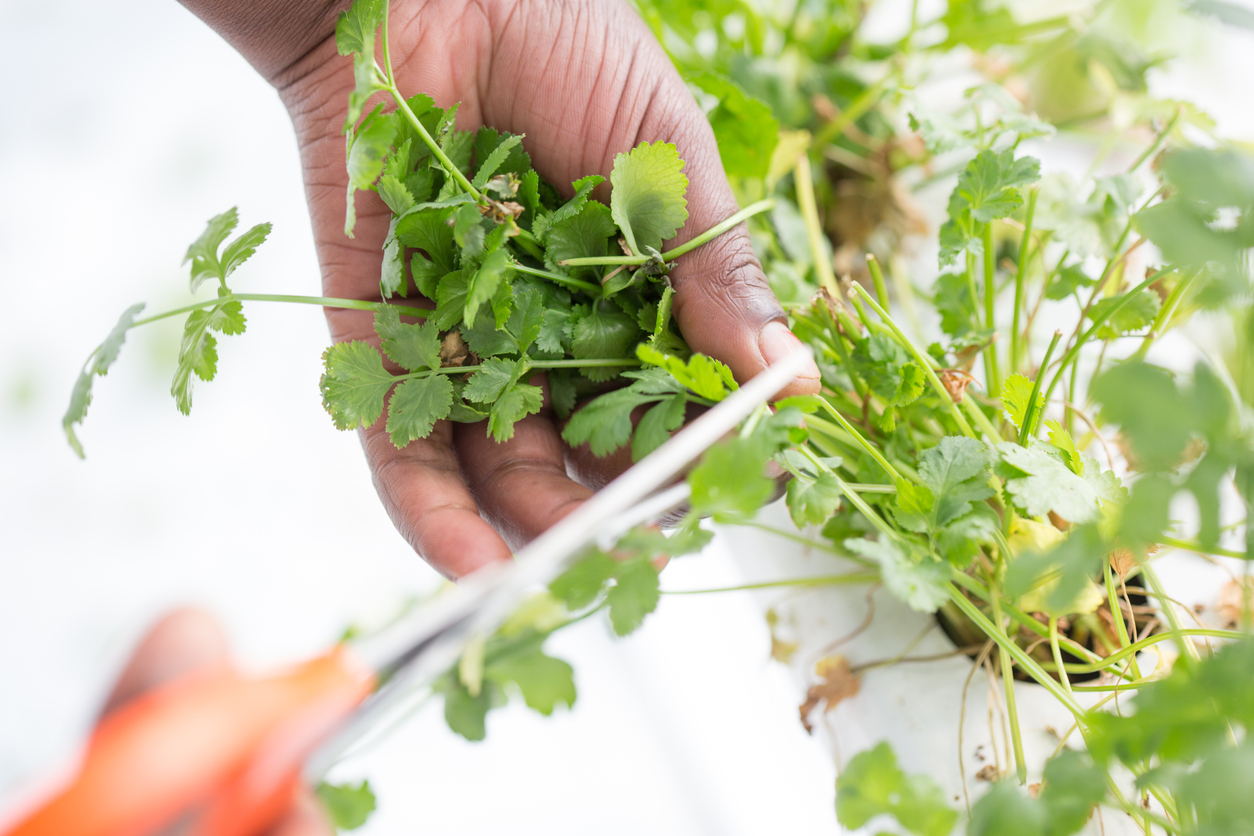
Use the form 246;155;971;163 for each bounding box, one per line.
1;0;1251;834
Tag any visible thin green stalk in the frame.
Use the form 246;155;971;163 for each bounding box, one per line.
1049;615;1074;695
815;395;905;482
1039;266;1174;410
795;154;840;297
662;572;879;595
1105;563;1143;681
983;224;1001;397
511;263;601;295
1019;330;1062;445
813;72;895;148
848;284;979;439
388;85;481;201
129;293;391;328
1132;268;1200;361
559;200;775;267
1038;629;1241;674
989;587;1029;784
736;521;859;558
1011;189;1038;374
867;253;890;309
1141;561;1202;664
1130;108;1181;174
1159;536;1248;559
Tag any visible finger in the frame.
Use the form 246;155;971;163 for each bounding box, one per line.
263;789;334;836
362;418;514;579
453;411;593;550
100;608;230;719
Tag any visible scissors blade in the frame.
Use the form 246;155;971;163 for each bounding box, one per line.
305;346;813;777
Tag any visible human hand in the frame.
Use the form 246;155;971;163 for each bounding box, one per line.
182;0;821;578
101;609;332;836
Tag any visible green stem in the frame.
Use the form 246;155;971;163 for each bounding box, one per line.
662;572;879;595
946;584;1086;717
395;357;639;382
867;254;890;309
813;72;894;148
1011;189;1037;374
815;395;905;483
1105;563;1143;681
1130;108;1180;174
1049;615;1073;695
511;263;601;295
388;85;481;201
983;224;1001;397
1039;266;1174;411
989;586;1029;784
795;154;841;297
1132;268;1199;361
1019;330;1061;445
559;200;775;267
1040;629;1240;674
1159;536;1248;559
1141;561;1202;665
848;284;979;440
129;293;391;328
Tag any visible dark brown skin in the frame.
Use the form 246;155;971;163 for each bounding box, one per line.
177;0;822;579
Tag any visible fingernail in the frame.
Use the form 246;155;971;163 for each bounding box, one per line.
758;321;821;379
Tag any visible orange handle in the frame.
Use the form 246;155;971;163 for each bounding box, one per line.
6;648;375;836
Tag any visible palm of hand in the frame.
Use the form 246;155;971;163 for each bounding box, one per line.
276;0;812;577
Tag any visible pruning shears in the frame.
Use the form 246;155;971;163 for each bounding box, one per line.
3;348;812;836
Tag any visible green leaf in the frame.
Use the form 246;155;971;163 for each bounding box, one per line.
606;556;661;636
377;172;416;216
610;141;689;255
433;268;472;330
688;73;780;179
438;674;495;742
636;344;736;401
550;550;617;610
374;306;440;371
345;106;398;236
688;436;774;522
484;648;576;716
845;537;949;613
397;206;458;299
999;442;1112;524
786;472;844;528
334;0;384;56
471;133;525;190
545;200;617;277
488;381;543;442
632;394;687;461
1187;0;1254;30
1088;289;1161;340
463;358;518;404
571;305;644;382
851;334;926;407
386;374;453;447
183;208;266;293
1044;419;1084;475
537;175;605;240
63;302;146;458
968;781;1047;836
316;780;377;831
171;300;246;416
1045;264;1095;301
379;217;405;298
915;436;994;529
562;387;656;457
319;341;395;430
954;149;1041;223
836;741;958;836
1000;372;1042;432
1004;523;1105;617
464;247;513;327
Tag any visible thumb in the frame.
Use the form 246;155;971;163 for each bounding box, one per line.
643;83;822;397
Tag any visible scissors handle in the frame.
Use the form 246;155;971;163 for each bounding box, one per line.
7;649;374;836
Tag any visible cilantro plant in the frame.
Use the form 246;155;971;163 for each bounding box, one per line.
64;0;1254;833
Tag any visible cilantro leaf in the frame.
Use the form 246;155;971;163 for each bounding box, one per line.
537;175;605;241
63;302;145;458
463;358;518;404
915;436;994;529
844;537;949;613
386;374;453;446
851;334;926;407
377;172;416;216
998;441;1110;524
1005;523;1106;617
688;73;780;179
545;200;617;277
484;648;576;715
345;106;398;236
464;247;513;327
562;386;658;457
316;780;377;831
437;674;494;742
550;550;618;610
786;472;844;527
183;208;270;293
632;393;687;461
636;344;736;401
606;556;661;636
319;341;395;430
374;306;440;371
433;268;472;330
609;141;689;255
171;300;246;416
1088;289;1161;339
1044;419;1083;475
334;0;384;56
836;741;958;836
488;381;543;442
1000;372;1042;432
688;436;773;522
955;149;1041;223
471;132;524;190
571;305;644;382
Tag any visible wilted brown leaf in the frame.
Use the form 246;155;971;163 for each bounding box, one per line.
975;765;999;782
766;608;799;664
799;654;860;733
440;331;470;367
939;369;973;404
1216;578;1254;628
